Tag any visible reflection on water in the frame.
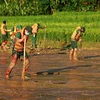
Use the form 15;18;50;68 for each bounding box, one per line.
0;57;7;65
0;80;37;100
68;69;82;88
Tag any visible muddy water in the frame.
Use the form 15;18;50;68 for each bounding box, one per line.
0;49;100;100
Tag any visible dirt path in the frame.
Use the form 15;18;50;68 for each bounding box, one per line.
0;49;100;100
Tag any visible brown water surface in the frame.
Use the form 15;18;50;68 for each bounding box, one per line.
0;49;100;100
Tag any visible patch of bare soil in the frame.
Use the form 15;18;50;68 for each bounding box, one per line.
0;47;100;100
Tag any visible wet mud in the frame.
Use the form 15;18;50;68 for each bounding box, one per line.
0;49;100;100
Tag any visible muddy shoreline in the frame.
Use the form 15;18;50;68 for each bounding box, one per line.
0;49;100;100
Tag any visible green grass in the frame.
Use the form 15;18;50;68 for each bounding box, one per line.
0;12;100;48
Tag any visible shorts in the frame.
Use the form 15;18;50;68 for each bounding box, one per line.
71;40;78;49
12;50;29;59
2;34;8;42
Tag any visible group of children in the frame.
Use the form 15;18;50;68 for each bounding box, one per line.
0;20;46;80
0;20;85;80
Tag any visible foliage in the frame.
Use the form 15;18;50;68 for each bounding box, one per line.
0;0;99;16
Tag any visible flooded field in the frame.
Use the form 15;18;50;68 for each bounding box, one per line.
0;49;100;100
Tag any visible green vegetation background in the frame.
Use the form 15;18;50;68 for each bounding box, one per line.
0;12;100;49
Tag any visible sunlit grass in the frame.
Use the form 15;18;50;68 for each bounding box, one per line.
0;12;100;48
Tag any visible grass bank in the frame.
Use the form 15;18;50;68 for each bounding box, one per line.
0;12;100;49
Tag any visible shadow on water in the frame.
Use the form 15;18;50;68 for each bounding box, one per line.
35;64;92;75
84;55;100;59
0;98;7;100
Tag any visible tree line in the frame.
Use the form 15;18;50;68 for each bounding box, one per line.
0;0;100;16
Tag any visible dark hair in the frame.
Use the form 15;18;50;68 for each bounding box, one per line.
3;20;6;24
37;23;40;26
25;26;32;33
81;27;85;32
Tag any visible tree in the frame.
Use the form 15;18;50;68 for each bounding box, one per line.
0;0;99;16
96;0;100;10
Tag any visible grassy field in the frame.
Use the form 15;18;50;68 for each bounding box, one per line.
0;12;100;49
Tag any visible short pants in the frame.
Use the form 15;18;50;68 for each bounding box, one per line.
71;40;78;49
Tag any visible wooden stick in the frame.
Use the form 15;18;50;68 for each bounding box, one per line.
43;28;46;49
22;37;26;81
